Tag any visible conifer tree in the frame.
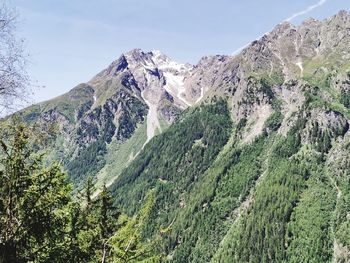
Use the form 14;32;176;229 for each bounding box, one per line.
0;123;71;262
109;190;160;263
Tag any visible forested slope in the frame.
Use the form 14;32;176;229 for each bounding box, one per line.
4;10;350;263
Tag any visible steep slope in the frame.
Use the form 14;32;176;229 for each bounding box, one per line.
17;49;197;190
107;11;350;262
6;10;350;262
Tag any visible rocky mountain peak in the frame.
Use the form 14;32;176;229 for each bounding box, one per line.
92;54;128;80
332;9;350;20
124;49;154;68
86;47;203;112
268;21;295;38
300;17;320;27
151;49;170;64
13;12;350;262
122;48;193;75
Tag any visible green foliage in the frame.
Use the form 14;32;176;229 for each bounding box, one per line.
212;126;305;262
3;82;350;263
329;139;350;252
95;123;147;190
340;90;350;108
264;111;283;132
107;97;350;262
170;135;269;262
75;182;121;263
263;73;285;87
286;170;336;263
109;190;161;263
72;185;160;263
260;78;276;101
303;71;333;90
302;74;350;119
236;117;247;131
110;100;232;214
335;182;350;248
40;83;94;123
109;100;232;261
212;115;344;263
0;121;161;263
231;159;306;262
67;139;107;187
0;122;72;262
243;76;277;106
304;87;350;119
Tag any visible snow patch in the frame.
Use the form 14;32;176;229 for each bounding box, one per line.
158;60;188;72
195;87;204;104
151;50;193;75
296;61;303;76
91;93;98;109
163;72;192;107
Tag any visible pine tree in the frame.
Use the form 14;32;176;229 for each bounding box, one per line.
85;176;94;211
0;121;162;262
75;177;99;262
98;184;119;263
109;190;161;263
0;122;72;262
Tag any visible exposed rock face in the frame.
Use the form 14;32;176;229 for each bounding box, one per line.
183;55;229;104
8;11;350;262
77;89;147;145
178;10;350;142
301;109;349;149
88;49;199;145
14;11;350;199
21;10;350;164
17;49;197;189
101;12;350;263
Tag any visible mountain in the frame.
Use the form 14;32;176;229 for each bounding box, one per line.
17;49;199;190
13;10;350;262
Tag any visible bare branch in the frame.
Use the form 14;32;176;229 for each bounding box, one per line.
0;3;30;114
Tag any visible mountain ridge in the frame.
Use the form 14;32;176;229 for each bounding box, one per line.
13;9;350;188
5;10;350;262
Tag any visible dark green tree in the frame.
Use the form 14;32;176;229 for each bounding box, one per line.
0;123;71;262
109;190;161;263
98;184;119;263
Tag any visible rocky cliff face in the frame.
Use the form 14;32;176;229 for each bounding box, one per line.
8;10;350;263
18;49;199;188
106;11;350;263
180;10;350;143
16;10;350;189
88;49;200;142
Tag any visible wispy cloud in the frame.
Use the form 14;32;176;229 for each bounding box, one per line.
232;0;328;55
285;0;327;22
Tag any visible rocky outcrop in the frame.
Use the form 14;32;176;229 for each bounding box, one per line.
301;109;349;152
14;11;350;195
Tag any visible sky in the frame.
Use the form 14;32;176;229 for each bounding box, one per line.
8;0;350;105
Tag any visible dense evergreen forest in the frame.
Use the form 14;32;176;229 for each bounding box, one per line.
0;122;161;262
2;95;350;262
1;4;350;262
108;99;350;262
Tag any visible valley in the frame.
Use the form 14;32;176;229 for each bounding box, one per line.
2;9;350;263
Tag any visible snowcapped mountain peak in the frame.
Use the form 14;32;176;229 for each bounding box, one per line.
150;50;193;74
115;49;196;107
151;50;170;64
90;48;202;114
95;48;193;80
123;49;155;71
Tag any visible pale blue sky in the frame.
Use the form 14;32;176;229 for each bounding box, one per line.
9;0;350;104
